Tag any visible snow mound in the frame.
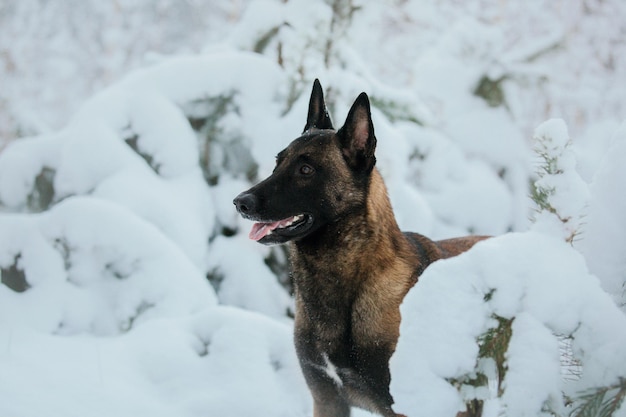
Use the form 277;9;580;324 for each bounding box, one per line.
0;307;310;417
391;232;626;417
0;197;216;335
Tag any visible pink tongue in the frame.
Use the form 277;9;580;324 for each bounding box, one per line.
249;221;281;241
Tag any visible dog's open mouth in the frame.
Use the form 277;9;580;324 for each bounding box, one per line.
249;214;311;242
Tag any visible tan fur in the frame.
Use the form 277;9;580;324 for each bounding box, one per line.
350;170;487;353
352;170;418;345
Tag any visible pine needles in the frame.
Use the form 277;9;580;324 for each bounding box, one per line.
569;379;626;417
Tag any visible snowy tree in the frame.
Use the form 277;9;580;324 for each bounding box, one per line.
530;119;590;244
391;232;626;417
391;118;625;417
0;0;248;143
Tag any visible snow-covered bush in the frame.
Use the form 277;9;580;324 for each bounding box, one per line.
0;197;215;335
391;232;626;417
392;117;626;417
0;51;297;316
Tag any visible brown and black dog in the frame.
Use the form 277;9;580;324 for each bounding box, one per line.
234;80;486;417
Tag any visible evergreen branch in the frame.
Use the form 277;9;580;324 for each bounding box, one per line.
570;378;626;417
477;315;513;396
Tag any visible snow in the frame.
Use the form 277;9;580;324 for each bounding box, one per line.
1;1;626;416
575;122;626;309
0;197;216;336
500;313;563;417
0;308;310;417
206;235;293;319
391;232;626;417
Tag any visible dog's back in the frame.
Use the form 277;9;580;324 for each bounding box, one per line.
406;232;489;262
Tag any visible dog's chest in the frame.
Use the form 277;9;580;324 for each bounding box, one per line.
293;274;387;375
294;291;395;412
293;300;360;392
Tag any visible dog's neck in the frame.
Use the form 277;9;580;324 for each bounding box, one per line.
289;169;413;286
365;169;402;241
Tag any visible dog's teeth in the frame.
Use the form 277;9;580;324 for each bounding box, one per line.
287;215;303;228
275;215;304;230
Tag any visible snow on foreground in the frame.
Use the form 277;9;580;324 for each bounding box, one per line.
0;307;309;417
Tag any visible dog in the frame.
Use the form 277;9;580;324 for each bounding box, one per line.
234;80;487;417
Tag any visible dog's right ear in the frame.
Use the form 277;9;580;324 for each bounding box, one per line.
303;79;334;133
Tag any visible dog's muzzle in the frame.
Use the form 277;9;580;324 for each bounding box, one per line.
233;192;258;218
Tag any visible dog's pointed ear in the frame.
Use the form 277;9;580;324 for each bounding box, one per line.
303;79;333;133
337;92;376;172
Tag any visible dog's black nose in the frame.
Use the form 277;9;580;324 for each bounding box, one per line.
233;192;258;214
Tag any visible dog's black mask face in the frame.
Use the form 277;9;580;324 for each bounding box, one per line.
233;79;377;245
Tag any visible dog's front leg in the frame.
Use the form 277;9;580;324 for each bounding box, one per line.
303;366;351;417
312;397;351;417
298;357;351;417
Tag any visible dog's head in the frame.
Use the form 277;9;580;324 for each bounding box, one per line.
233;79;377;245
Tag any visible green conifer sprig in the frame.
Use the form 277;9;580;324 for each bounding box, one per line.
477;315;514;396
569;378;626;417
448;314;514;417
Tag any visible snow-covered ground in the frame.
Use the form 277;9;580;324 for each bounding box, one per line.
1;1;625;416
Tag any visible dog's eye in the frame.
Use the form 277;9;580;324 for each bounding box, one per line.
299;164;315;176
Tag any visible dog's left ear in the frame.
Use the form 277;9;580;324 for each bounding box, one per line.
337;92;376;172
303;79;334;133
